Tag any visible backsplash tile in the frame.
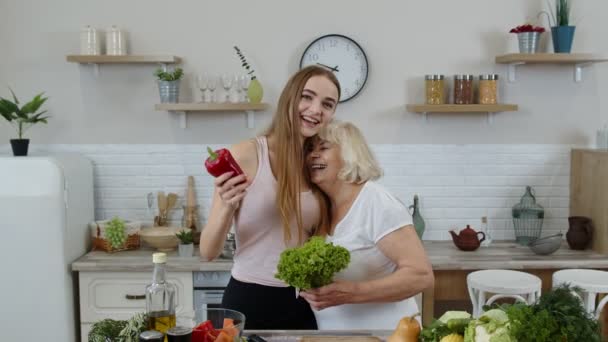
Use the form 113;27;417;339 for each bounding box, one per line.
1;143;574;241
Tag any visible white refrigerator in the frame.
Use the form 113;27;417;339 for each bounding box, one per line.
0;154;94;341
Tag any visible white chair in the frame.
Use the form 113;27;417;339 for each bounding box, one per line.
467;269;542;318
552;269;608;319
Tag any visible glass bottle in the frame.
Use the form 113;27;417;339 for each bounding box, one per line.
408;194;425;239
146;253;177;337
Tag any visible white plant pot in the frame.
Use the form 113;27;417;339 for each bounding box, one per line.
178;243;194;257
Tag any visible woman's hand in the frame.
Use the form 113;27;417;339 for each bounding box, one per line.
215;171;249;209
300;280;359;310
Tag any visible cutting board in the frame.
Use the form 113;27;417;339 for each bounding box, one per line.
300;337;382;342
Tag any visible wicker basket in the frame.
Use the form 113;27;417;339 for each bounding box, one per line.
90;220;141;253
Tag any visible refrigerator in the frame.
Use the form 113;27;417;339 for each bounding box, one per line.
0;154;94;341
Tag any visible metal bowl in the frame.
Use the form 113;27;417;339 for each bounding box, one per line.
529;233;563;255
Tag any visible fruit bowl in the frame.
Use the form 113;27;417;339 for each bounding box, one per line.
529;233;563;255
138;226;181;251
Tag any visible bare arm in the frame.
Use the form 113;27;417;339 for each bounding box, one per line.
301;225;434;309
199;140;257;261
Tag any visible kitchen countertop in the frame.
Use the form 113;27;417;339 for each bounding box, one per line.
71;241;608;272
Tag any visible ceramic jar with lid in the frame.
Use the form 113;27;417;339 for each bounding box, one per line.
80;25;101;55
453;75;474;104
479;74;499;104
425;74;445;104
106;25;127;55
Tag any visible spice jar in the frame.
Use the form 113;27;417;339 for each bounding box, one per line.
453;75;474;104
425;75;445;104
478;74;499;104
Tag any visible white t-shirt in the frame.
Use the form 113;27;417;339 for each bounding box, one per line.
314;181;419;330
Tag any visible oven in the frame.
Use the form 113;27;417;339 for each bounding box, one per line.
193;271;232;312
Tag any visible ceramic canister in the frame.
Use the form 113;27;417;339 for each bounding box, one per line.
106;25;127;55
80;25;101;55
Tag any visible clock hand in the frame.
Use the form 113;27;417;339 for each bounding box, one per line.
316;63;339;72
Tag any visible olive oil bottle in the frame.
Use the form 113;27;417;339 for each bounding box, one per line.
146;253;177;338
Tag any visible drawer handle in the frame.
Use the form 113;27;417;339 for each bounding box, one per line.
125;294;146;300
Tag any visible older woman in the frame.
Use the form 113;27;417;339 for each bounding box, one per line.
300;120;434;330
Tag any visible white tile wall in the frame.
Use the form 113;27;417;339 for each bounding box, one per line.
1;144;574;241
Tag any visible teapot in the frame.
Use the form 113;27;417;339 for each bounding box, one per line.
449;225;486;251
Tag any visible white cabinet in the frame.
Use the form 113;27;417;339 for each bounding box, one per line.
78;271;193;341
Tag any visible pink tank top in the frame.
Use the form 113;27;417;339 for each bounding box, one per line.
231;136;320;287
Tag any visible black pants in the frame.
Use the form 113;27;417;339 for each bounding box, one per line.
221;276;317;330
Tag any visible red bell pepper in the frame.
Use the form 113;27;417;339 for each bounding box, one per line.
204;147;244;178
193;320;214;342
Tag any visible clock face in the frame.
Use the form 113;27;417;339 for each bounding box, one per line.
300;34;369;103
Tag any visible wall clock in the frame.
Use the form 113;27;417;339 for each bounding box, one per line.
300;34;369;103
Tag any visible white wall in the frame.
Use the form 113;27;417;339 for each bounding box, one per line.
0;1;602;240
0;0;607;144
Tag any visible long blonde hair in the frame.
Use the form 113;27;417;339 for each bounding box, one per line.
265;65;340;244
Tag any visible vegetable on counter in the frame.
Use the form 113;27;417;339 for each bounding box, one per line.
463;309;513;342
420;311;471;342
204;147;244;178
88;312;147;342
275;236;350;289
387;313;421;342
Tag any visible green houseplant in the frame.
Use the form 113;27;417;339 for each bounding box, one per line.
234;46;263;103
0;88;49;156
544;0;576;53
175;229;194;257
154;67;183;103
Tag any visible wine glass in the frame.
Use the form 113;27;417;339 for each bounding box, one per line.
221;73;233;103
207;75;217;103
233;75;243;102
239;75;250;102
196;74;208;103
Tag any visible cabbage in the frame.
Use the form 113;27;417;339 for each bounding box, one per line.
464;309;514;342
438;311;472;324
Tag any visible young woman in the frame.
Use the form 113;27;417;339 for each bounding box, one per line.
199;65;340;329
300;120;434;330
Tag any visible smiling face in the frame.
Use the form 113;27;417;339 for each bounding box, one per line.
307;138;344;187
298;75;339;138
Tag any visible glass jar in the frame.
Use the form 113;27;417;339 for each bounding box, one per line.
425;75;445;104
479;74;499;104
453;75;474;104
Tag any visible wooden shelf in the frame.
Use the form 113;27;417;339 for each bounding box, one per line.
155;102;270;129
406;104;518;124
155;102;269;112
495;53;608;64
495;53;608;82
66;55;181;64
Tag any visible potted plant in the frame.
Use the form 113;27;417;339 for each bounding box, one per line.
543;0;576;53
0;88;49;156
175;229;194;257
154;67;183;103
234;46;263;103
510;24;546;53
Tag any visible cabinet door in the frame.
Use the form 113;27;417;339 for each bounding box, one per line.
79;272;193;323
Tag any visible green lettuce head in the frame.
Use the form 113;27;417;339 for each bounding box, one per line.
464;309;514;342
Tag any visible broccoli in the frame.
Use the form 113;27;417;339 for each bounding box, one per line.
275;236;350;289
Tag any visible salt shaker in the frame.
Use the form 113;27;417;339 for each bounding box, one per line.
106;25;127;55
80;25;101;55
